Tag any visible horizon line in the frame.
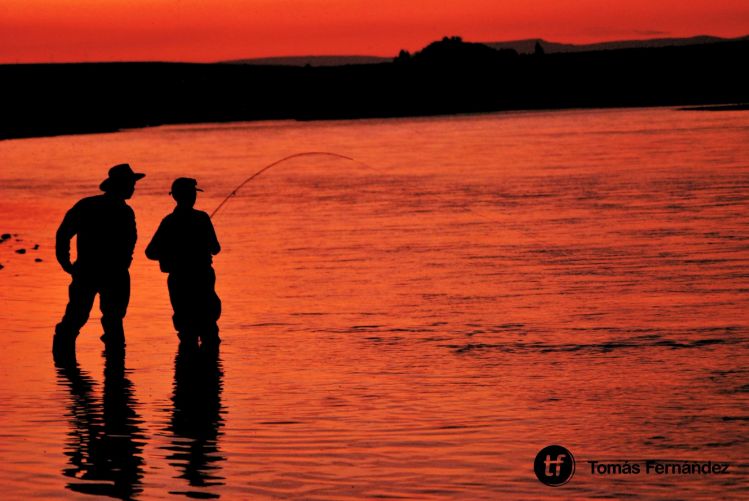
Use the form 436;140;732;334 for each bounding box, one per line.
2;32;747;66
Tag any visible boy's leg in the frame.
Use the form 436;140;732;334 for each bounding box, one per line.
201;267;222;346
168;273;198;345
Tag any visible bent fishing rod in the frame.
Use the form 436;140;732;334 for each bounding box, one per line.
209;152;360;219
208;151;571;255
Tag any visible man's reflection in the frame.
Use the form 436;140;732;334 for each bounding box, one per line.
54;349;146;499
165;344;226;494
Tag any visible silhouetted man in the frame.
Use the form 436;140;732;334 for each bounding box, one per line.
54;164;145;356
146;178;221;347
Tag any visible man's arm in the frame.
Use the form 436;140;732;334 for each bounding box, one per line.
126;206;137;267
55;204;80;274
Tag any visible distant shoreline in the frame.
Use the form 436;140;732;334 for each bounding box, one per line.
2;102;747;142
3;38;748;141
679;104;749;112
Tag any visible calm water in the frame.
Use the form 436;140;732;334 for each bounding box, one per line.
1;108;748;499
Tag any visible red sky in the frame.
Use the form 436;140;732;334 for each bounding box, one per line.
1;0;748;63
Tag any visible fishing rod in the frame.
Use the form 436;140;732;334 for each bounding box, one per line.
210;151;363;219
209;151;571;256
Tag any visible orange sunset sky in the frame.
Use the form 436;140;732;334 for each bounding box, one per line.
2;0;748;63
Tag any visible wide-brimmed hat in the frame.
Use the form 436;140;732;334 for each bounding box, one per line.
99;163;146;192
169;177;204;195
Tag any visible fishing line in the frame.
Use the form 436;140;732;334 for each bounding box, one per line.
209;151;571;255
209;152;373;219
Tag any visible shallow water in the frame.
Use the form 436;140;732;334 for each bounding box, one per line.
1;107;748;499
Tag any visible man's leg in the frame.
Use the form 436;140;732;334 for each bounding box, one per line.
54;271;97;354
99;269;130;347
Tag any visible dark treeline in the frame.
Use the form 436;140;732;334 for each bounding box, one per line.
2;36;748;140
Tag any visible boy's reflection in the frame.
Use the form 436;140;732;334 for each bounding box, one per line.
54;350;146;499
165;344;226;494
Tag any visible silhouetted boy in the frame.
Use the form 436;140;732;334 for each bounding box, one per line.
146;178;221;346
54;164;145;356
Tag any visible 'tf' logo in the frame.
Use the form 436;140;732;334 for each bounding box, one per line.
545;453;567;476
535;445;575;486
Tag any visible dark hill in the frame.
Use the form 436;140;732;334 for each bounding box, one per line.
1;37;748;140
484;34;749;54
225;55;390;66
407;36;518;65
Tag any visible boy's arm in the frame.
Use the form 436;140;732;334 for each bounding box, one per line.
145;220;165;261
206;214;221;255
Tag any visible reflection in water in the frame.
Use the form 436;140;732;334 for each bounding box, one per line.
165;344;226;497
55;350;146;499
